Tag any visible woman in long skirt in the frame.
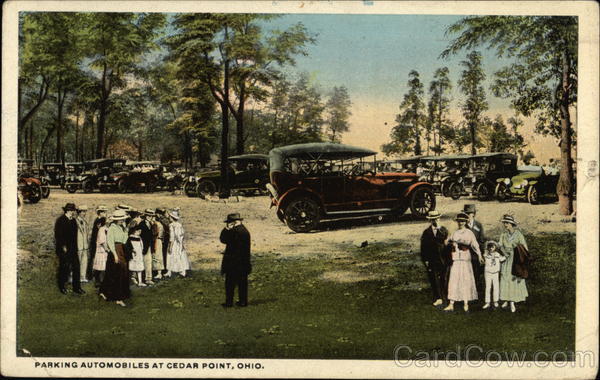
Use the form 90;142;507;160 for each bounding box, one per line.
100;209;130;307
498;214;529;313
444;212;483;312
165;210;190;277
126;226;146;287
92;217;108;287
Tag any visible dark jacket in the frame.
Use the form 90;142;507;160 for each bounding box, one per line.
90;217;101;252
220;224;252;275
420;225;449;267
54;214;78;255
139;219;153;256
467;220;485;247
512;244;530;279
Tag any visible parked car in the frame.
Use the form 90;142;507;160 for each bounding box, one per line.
184;154;270;198
62;162;85;189
462;153;518;201
422;155;472;199
42;163;66;187
18;159;44;203
161;167;187;191
98;161;161;193
64;158;127;193
495;165;560;204
267;143;436;233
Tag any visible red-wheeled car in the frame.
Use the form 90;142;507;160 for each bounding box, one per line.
267;143;436;232
18;159;45;204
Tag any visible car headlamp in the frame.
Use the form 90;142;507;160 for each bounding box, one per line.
504;178;511;185
522;180;528;186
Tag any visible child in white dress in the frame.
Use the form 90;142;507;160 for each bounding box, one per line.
482;240;506;309
126;226;146;287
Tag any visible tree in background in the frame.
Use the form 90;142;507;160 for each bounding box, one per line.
457;51;488;155
522;150;536;165
485;115;524;153
507;116;527;158
382;70;425;155
324;86;352;142
427;67;453;155
443;16;577;215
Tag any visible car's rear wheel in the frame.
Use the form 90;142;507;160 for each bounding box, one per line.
495;183;510;202
440;181;450;197
448;182;462;200
183;180;197;197
65;184;77;193
284;198;321;233
197;180;217;198
409;187;435;218
118;179;128;193
27;184;42;204
476;182;493;201
41;185;50;198
82;180;94;193
527;186;539;205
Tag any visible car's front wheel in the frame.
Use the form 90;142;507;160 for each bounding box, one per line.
476;182;493;201
527;185;539;205
41;184;50;198
183;180;197;197
117;179;128;193
27;184;42;204
284;198;321;233
448;182;463;200
409;187;435;218
82;180;94;193
196;180;217;198
495;183;510;202
65;184;77;193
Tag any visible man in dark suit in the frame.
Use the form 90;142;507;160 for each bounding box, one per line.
54;203;85;295
420;210;449;306
219;213;252;307
464;204;485;294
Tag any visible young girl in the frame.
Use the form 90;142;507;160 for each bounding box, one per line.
126;226;146;287
92;217;108;287
444;212;483;312
482;240;506;310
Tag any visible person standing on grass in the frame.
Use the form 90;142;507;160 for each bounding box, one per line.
88;205;108;281
498;214;529;313
444;212;483;312
482;240;506;310
463;204;485;296
219;213;252;308
152;208;166;280
126;225;146;287
100;209;130;307
419;210;449;307
157;207;171;275
92;217;109;287
140;209;155;285
165;210;190;278
54;203;85;295
75;205;91;284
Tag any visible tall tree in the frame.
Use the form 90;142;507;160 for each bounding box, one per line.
442;16;577;215
457;51;488;155
383;70;425;155
324;86;352;143
85;13;166;158
427;67;453;155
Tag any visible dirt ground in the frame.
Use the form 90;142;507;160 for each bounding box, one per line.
17;188;576;276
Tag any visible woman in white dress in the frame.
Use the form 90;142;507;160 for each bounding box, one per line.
126;226;146;287
165;210;190;277
444;212;484;312
92;217;108;287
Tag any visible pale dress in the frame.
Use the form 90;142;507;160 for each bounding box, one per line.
128;237;145;272
93;225;108;271
499;229;529;302
167;221;190;273
447;228;481;302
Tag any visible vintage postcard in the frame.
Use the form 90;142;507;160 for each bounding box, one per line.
2;0;598;378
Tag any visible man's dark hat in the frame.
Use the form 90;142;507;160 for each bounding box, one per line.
224;213;243;223
155;208;166;215
454;212;469;222
63;203;76;211
463;204;477;214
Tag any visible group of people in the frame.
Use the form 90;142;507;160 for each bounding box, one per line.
54;203;253;308
420;204;529;313
54;203;190;307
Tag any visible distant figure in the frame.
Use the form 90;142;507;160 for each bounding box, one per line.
92;217;109;287
463;204;485;294
75;205;90;283
140;209;155;285
54;203;84;295
219;213;252;307
165;210;190;277
419;210;449;306
126;225;146;287
100;209;130;307
444;213;483;312
88;205;108;280
482;240;505;310
152;208;167;280
498;214;529;313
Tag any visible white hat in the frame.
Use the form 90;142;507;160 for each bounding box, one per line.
111;209;128;221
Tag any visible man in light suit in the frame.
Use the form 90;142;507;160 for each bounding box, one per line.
464;204;485;295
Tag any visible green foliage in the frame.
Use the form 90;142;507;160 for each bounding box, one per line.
426;67;453;155
458;51;488;154
324;86;352;143
485;115;524;153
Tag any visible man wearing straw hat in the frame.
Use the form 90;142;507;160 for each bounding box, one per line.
75;205;91;283
219;213;252;307
54;203;85;295
420;210;449;306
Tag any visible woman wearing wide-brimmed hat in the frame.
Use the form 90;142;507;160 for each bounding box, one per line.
99;209;131;307
444;212;484;312
498;214;528;312
165;210;190;277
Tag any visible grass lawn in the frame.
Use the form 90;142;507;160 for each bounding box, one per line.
16;233;575;359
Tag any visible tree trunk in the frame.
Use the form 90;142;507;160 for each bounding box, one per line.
414;122;421;156
55;87;65;162
219;54;231;198
557;50;574;216
75;112;80;161
470;121;476;155
235;84;245;155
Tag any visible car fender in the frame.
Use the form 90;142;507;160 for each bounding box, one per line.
527;180;539;186
402;181;434;198
276;187;324;215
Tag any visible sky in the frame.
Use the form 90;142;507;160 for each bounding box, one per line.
259;14;561;163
